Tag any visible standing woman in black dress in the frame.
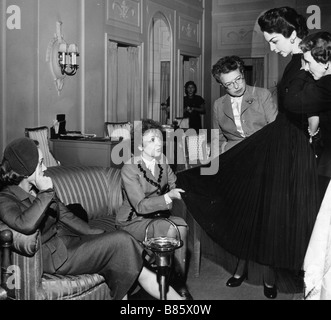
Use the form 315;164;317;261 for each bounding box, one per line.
183;81;206;131
176;7;322;299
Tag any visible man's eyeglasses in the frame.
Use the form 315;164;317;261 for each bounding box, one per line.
222;75;244;89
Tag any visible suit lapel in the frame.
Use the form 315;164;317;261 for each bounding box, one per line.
139;156;160;182
241;86;254;114
153;161;160;180
223;95;235;120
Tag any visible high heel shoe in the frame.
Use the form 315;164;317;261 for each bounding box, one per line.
226;272;248;287
263;282;277;299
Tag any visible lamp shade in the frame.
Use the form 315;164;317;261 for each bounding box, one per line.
68;44;78;53
58;43;68;53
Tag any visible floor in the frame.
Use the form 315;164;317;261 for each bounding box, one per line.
130;254;304;301
130;213;305;301
185;256;303;300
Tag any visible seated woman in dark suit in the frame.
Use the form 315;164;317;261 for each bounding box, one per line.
116;119;192;300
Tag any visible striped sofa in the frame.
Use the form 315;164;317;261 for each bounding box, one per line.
0;165;123;300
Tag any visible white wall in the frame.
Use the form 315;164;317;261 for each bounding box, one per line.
0;0;212;153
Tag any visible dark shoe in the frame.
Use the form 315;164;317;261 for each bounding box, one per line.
226;272;248;287
177;286;194;300
263;283;277;299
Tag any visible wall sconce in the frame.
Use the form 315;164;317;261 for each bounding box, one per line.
46;21;79;94
58;43;79;76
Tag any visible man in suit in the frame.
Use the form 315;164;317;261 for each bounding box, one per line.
116;119;192;300
211;56;278;155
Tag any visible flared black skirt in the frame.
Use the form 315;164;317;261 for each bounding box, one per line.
177;113;320;272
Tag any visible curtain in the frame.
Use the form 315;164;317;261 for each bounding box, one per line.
127;47;141;121
107;42;141;122
160;61;170;124
107;41;118;121
252;58;264;88
178;55;184;117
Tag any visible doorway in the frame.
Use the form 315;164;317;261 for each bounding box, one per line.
148;12;172;125
178;54;201;119
107;40;141;122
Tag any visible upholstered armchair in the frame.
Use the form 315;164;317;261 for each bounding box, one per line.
175;132;211;277
0;165;123;300
25;126;60;167
0;229;13;300
182;132;210;170
104;121;132;141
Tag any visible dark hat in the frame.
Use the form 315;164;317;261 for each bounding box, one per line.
3;138;39;176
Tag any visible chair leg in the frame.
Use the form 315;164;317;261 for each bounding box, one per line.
193;219;201;277
0;229;14;299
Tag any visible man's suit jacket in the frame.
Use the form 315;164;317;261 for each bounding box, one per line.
116;155;177;225
0;186;98;274
212;85;277;154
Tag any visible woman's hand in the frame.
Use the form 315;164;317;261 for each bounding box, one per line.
89;228;105;235
167;188;185;200
35;174;53;191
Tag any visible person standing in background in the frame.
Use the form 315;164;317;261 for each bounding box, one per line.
183;81;206;131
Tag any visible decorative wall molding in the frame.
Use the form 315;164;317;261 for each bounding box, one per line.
217;0;265;6
46;22;67;94
178;15;200;47
1;0;7;150
176;0;203;10
217;21;265;50
106;0;142;33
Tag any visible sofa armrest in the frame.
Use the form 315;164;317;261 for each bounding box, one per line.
0;286;7;300
0;229;13;299
0;228;45;300
12;233;44;300
0;222;40;257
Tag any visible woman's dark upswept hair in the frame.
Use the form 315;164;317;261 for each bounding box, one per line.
211;56;245;83
258;6;308;39
133;118;163;140
300;31;331;64
140;118;163;136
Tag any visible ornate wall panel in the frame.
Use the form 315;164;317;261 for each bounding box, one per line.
178;15;201;48
217;21;265;50
106;0;142;33
177;0;203;9
217;0;265;5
